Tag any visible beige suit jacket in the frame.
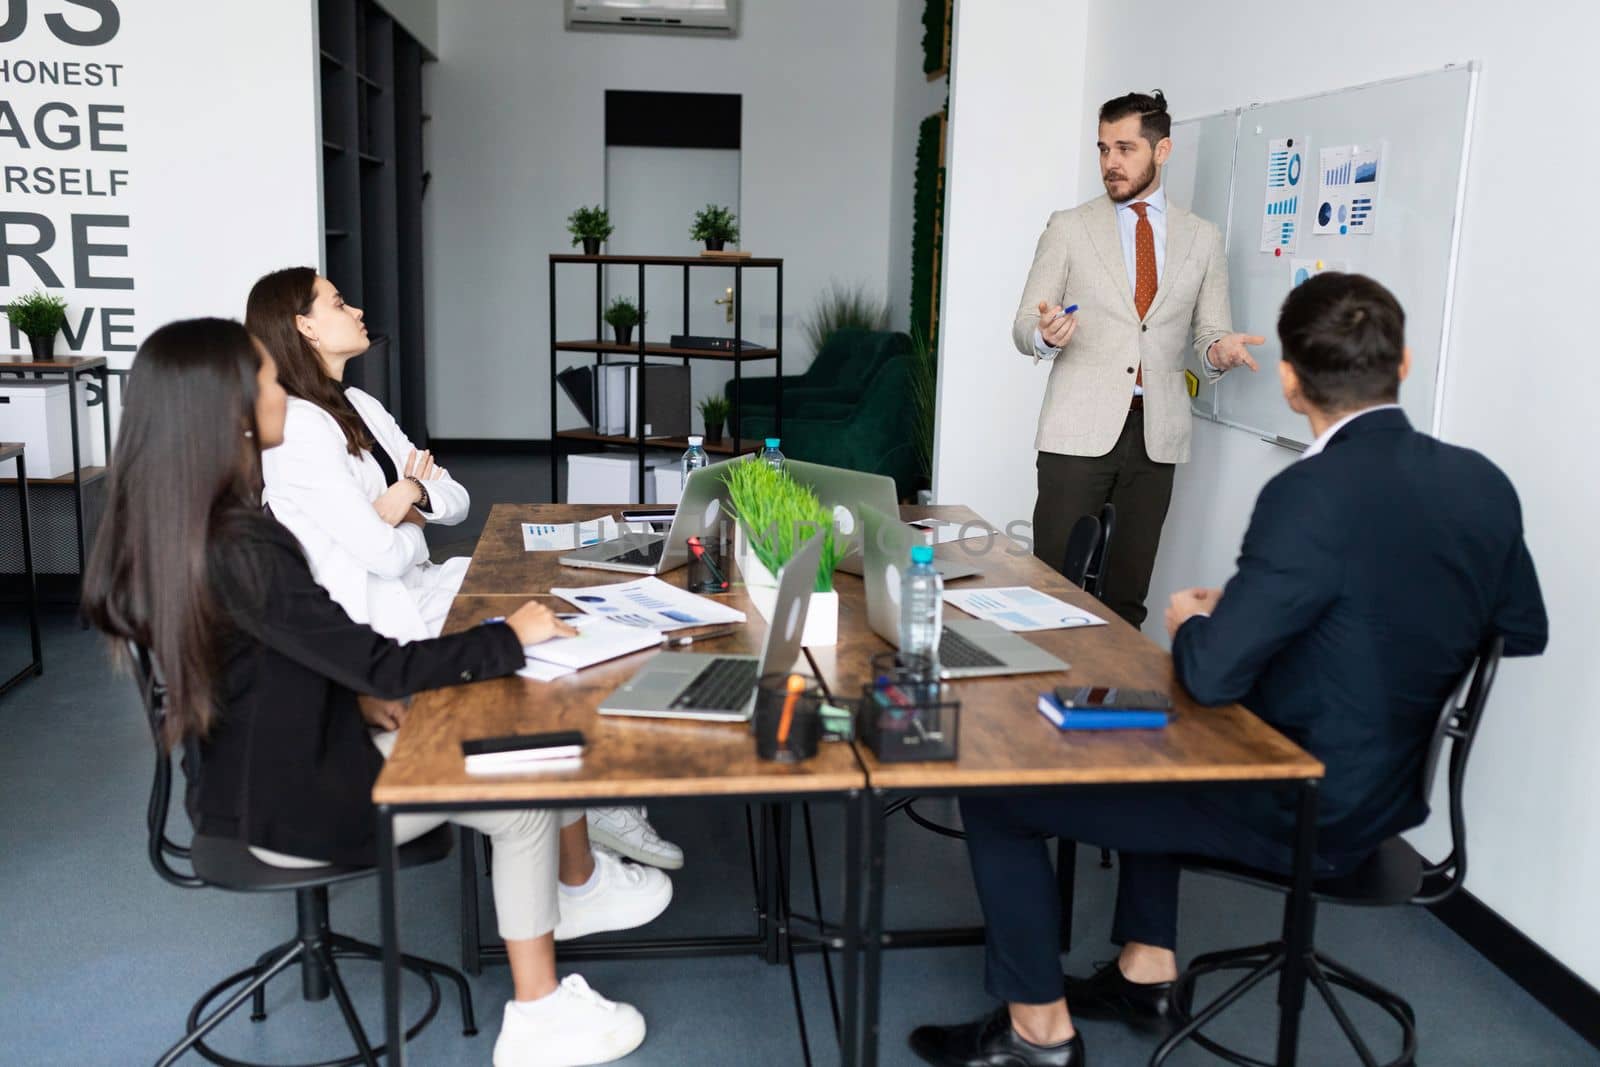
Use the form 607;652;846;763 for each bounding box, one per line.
1011;194;1232;463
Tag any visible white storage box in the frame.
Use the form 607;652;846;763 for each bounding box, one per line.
0;380;95;479
650;465;683;506
566;452;673;505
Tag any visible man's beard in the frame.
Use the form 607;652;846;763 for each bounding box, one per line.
1104;158;1158;203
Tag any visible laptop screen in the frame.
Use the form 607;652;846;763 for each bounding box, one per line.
756;533;824;674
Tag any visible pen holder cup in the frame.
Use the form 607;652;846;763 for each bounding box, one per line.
859;651;961;762
686;534;730;595
752;672;825;762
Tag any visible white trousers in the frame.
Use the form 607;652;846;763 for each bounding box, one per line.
252;731;581;941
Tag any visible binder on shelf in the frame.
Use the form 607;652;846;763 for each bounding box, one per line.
626;365;691;438
600;365;629;434
556;366;597;427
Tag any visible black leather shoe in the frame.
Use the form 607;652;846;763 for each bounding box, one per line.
909;1006;1085;1066
1062;960;1176;1032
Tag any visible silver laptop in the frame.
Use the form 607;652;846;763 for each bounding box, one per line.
559;460;729;574
598;534;823;722
860;504;1067;680
783;458;980;581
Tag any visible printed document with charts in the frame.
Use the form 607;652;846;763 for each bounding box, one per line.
549;577;747;632
943;587;1107;633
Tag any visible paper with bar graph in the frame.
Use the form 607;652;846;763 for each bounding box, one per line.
1314;143;1384;235
1257;136;1306;253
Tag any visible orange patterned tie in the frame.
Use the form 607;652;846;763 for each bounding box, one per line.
1130;201;1157;387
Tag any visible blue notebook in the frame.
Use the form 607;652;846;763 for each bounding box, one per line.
1036;693;1170;731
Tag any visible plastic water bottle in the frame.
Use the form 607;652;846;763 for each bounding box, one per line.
758;438;784;471
681;435;709;489
899;544;943;666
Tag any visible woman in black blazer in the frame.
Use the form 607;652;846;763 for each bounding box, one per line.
84;320;650;1066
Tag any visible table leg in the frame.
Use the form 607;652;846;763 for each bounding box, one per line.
18;451;40;675
1275;780;1320;1067
840;790;862;1067
378;806;405;1066
861;789;887;1067
98;366;113;463
67;370;86;577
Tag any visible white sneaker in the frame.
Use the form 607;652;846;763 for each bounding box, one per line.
555;846;673;941
493;975;646;1066
586;806;684;869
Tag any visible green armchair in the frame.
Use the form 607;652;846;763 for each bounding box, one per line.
726;328;911;422
738;348;920;500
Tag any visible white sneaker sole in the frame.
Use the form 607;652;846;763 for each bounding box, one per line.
586;824;685;870
493;1018;646;1067
555;875;673;942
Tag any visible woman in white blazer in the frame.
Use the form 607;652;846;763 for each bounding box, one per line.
246;268;683;871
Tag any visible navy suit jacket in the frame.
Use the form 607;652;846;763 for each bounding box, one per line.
1172;408;1547;867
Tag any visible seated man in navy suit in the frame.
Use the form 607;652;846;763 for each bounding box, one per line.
908;273;1548;1067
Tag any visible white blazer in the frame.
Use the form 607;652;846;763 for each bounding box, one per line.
262;388;470;644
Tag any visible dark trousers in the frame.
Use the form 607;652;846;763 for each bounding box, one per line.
958;790;1297;1005
1032;410;1175;628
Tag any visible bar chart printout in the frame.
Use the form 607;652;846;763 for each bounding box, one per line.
1258;135;1306;252
1315;142;1385;235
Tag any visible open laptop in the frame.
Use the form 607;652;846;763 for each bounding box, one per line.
784;458;980;582
559;460;728;574
598;534;823;722
860;504;1067;680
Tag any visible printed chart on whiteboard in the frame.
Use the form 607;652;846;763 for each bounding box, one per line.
1315;143;1384;235
1257;136;1306;253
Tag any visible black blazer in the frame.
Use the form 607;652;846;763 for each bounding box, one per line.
191;517;524;866
1172;409;1547;869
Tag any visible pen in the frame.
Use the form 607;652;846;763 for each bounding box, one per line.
1048;303;1080;325
481;616;506;625
665;628;740;648
776;673;806;746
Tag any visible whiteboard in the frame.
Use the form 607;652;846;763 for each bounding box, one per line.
1171;65;1478;448
1165;108;1241;421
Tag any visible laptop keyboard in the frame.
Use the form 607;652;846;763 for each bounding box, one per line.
938;627;1005;669
606;541;665;567
671;658;760;711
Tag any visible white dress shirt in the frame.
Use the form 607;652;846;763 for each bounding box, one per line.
1034;185;1214;386
1299;403;1404;460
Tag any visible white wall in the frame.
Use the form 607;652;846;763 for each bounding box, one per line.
0;0;322;363
931;0;1088;529
886;0;949;333
424;1;901;439
942;0;1600;989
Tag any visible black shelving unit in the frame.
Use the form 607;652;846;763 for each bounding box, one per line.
548;254;784;503
319;0;432;442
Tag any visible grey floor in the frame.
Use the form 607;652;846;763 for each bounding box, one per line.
2;450;1594;1065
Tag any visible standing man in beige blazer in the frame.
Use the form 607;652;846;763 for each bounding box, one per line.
1013;90;1263;628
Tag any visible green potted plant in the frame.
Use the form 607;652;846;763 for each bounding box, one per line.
567;205;614;256
698;393;731;447
603;297;643;346
689;204;740;252
907;324;937;490
4;290;69;360
803;281;890;354
723;458;841;646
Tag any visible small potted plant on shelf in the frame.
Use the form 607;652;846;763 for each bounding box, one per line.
603;297;643;346
690;204;740;251
723;458;841;646
698;393;730;447
3;290;69;361
567;204;614;256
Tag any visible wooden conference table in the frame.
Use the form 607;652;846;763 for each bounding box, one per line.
373;504;1324;1066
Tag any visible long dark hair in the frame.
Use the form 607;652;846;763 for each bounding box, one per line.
245;266;374;456
82;318;268;749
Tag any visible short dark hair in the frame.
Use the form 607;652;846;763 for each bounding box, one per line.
1276;273;1406;413
1098;90;1171;148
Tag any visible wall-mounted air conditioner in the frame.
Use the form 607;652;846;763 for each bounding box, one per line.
565;0;740;37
